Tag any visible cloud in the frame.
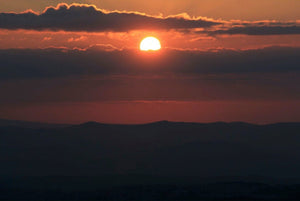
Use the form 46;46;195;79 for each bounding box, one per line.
42;36;52;41
0;3;219;32
1;3;298;37
0;46;299;80
67;36;87;42
207;25;300;36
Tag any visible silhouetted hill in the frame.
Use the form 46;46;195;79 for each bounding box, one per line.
1;120;300;200
1;120;300;178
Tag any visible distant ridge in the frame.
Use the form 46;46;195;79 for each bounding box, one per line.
0;118;300;129
69;120;300;131
1;118;300;181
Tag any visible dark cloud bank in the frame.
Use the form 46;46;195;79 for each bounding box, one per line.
0;3;217;32
0;3;299;35
0;46;299;80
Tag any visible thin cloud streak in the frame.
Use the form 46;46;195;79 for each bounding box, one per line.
205;25;300;36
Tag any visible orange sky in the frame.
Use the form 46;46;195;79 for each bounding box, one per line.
0;2;299;50
1;30;300;50
0;1;299;124
1;100;300;124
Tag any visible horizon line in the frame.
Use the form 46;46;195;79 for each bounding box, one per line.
1;118;300;127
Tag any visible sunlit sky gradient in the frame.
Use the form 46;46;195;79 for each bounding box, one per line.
0;0;299;124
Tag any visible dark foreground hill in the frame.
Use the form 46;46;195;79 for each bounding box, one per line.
1;120;300;200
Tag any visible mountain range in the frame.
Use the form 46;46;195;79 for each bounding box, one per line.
1;119;300;200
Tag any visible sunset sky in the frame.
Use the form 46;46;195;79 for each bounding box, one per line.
0;0;299;124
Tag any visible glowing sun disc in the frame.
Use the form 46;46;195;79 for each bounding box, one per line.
140;37;161;51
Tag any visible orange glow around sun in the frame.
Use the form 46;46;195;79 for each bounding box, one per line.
140;37;161;51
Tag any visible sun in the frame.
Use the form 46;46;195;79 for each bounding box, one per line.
140;37;161;51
